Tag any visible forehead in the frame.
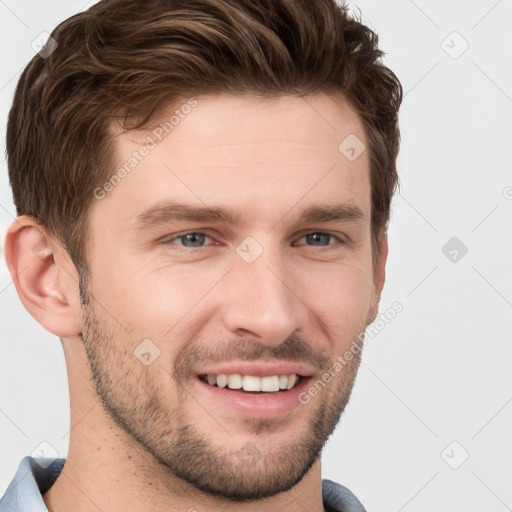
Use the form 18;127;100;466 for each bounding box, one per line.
94;93;370;229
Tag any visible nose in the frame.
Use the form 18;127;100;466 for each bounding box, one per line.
217;243;309;347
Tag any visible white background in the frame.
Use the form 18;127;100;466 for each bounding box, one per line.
1;1;511;510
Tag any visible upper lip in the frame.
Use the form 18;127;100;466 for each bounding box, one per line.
196;361;315;378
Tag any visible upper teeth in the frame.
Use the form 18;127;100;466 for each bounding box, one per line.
203;374;299;392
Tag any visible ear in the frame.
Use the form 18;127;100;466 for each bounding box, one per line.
367;233;388;324
4;216;82;337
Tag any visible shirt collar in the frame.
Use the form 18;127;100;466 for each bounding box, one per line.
1;457;365;512
0;456;65;512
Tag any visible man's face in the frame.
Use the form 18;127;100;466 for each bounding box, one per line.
81;93;384;500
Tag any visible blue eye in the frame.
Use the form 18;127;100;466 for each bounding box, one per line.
296;232;340;247
171;232;210;248
306;233;331;246
162;231;343;251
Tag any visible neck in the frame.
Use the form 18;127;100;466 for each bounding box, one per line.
43;339;326;512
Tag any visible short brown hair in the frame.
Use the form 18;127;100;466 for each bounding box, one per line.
7;0;402;274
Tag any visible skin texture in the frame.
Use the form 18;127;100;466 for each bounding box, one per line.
5;92;387;512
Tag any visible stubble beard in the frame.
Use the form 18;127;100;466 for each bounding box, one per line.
79;280;363;501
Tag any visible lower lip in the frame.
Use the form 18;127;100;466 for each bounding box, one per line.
193;377;312;419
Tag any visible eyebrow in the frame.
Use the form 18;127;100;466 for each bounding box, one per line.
131;201;365;229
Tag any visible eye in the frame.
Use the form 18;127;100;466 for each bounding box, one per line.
294;232;343;247
164;232;213;248
161;231;344;250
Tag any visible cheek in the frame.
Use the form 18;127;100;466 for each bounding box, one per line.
92;260;227;355
296;262;374;336
89;238;375;358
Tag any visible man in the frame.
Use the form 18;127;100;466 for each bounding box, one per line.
1;0;401;510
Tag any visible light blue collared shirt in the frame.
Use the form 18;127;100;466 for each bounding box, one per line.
1;456;367;512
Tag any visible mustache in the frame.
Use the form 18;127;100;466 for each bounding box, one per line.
173;335;330;382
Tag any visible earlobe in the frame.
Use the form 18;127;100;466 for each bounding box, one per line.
4;216;82;338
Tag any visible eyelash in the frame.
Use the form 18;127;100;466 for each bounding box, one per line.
161;231;346;250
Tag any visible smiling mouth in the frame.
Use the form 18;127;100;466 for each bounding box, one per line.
198;373;303;393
